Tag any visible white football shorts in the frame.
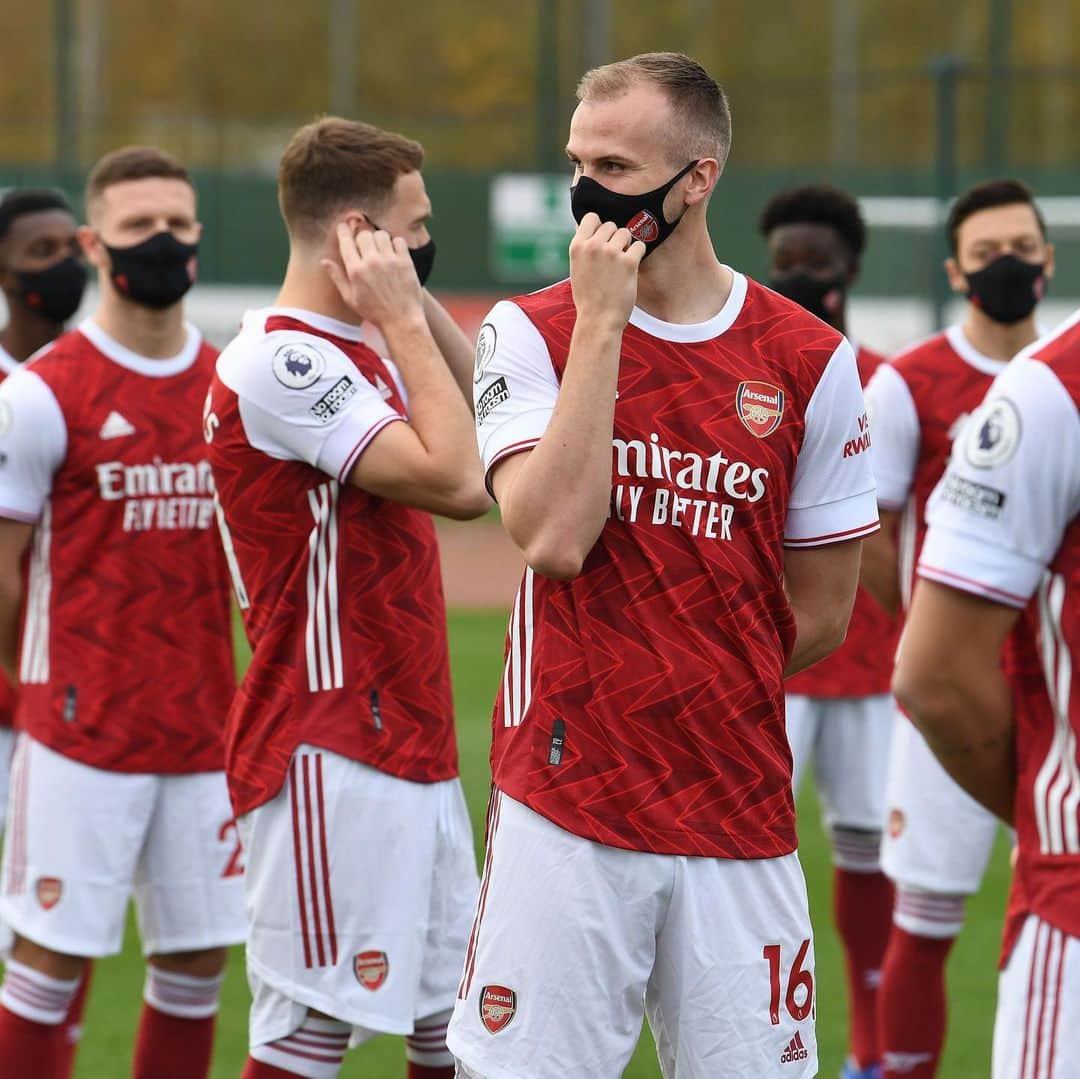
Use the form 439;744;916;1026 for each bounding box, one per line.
881;709;1000;899
0;733;246;957
0;726;14;833
786;693;893;833
238;745;479;1050
993;915;1080;1079
448;791;818;1079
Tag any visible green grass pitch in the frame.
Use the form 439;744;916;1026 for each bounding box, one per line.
68;610;1010;1077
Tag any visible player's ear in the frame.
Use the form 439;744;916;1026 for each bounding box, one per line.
685;159;719;206
943;256;967;295
77;225;108;270
1043;243;1056;281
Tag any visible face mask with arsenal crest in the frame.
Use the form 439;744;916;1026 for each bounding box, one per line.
570;160;698;259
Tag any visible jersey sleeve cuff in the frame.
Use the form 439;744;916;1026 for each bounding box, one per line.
0;502;41;524
321;413;405;483
917;525;1042;609
784;489;880;548
479;409;554;497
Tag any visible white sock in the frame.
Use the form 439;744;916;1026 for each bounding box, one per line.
144;966;225;1020
406;1008;454;1068
251;1014;350;1078
0;958;80;1025
830;826;883;873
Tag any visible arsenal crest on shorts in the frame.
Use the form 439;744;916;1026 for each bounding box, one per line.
479;985;517;1034
36;876;62;910
735;381;785;438
353;950;389;991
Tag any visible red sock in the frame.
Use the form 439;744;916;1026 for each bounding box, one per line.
834;868;893;1068
878;926;956;1078
56;960;94;1079
407;1066;455;1079
242;1058;304;1078
0;1003;62;1079
132;1004;216;1079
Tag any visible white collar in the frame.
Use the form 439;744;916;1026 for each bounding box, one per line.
945;325;1009;376
79;319;202;378
628;268;748;343
245;306;365;342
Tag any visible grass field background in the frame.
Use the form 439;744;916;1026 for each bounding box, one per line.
69;610;1011;1077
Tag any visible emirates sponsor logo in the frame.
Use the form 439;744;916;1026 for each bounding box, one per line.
736;381;785;438
354;950;389;991
96;458;217;532
479;985;516;1034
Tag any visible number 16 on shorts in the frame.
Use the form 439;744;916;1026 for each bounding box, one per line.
763;939;815;1026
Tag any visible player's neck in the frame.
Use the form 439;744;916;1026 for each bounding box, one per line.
634;230;732;325
961;308;1040;363
0;306;62;362
277;256;365;330
92;289;189;360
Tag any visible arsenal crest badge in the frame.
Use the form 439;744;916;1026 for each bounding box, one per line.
36;877;62;910
479;984;517;1034
735;381;785;438
353;950;389;991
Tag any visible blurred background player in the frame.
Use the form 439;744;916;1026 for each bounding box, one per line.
205;117;487;1079
895;306;1080;1078
762;184;901;1079
862;178;1054;1078
0;187;89;1076
0;146;245;1079
450;53;878;1079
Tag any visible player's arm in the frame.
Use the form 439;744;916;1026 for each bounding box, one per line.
421;289;476;408
893;580;1017;821
0;520;33;680
0;369;66;679
897;360;1079;823
784;538;863;675
859;508;902;615
491;215;645;579
859;363;919;614
783;338;880;671
324;225;489;518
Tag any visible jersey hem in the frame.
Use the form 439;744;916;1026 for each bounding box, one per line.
917;562;1030;609
483;438;542;497
783;520;880;548
334;414;405;483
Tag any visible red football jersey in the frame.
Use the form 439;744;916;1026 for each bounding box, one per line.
867;326;1009;608
919;310;1080;962
0;321;235;773
473;274;879;858
786;345;901;698
206;307;457;817
0;347;19;730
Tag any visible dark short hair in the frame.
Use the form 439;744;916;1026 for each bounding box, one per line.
86;146;192;211
278;116;425;244
758;184;867;261
0;189;75;243
577;52;732;168
947;178;1046;255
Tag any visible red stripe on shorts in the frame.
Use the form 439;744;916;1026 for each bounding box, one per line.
314;753;338;965
289;759;314;969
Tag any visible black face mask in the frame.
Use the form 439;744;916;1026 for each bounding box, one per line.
769;271;848;326
13;256;88;324
105;231;198;310
965;254;1046;325
570;160;698;258
367;220;437;286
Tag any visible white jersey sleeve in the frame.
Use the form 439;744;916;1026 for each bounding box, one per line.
0;368;67;522
864;362;920;509
784;338;880;547
216;330;405;483
473;300;561;490
919;357;1080;608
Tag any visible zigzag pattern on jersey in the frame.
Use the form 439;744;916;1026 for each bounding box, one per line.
208;316;457;816
17;332;235;773
491;278;850;858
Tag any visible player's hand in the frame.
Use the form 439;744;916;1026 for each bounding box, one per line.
568;213;647;330
322;223;424;329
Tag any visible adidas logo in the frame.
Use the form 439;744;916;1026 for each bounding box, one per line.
99;411;135;439
373;374;393;401
780;1031;809;1064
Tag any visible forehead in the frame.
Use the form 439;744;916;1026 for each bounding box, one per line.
767;221;846;258
956;202;1042;248
390;170;430;214
5;208;77;246
567;83;674;160
95;177;196;220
